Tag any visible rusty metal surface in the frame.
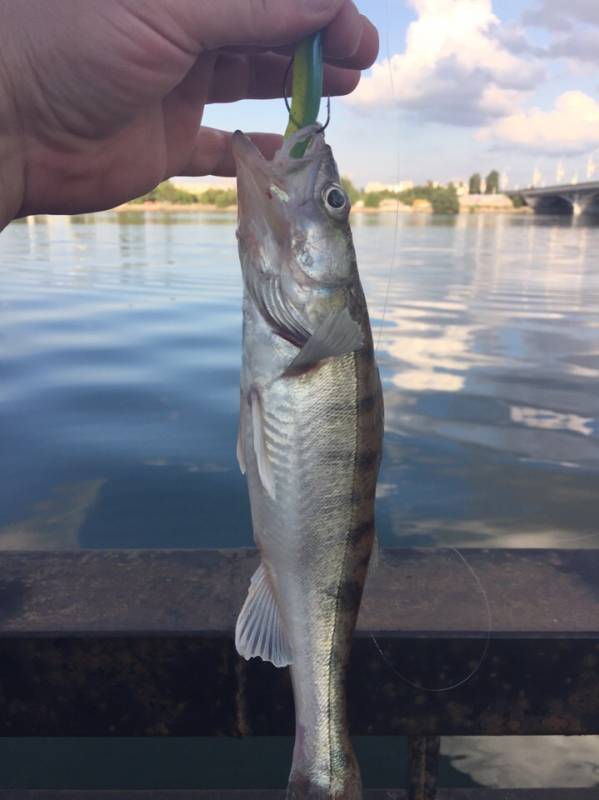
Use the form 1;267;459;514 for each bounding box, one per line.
0;635;598;736
0;790;596;799
408;736;441;800
0;549;598;636
0;549;598;737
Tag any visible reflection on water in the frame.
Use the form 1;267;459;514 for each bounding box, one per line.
445;736;599;788
361;213;599;548
0;480;105;549
1;211;599;549
2;211;599;790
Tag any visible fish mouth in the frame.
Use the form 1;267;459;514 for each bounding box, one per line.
233;130;287;240
232;130;272;184
272;124;327;166
232;125;326;170
232;126;327;222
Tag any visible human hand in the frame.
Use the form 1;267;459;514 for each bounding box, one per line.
0;0;378;228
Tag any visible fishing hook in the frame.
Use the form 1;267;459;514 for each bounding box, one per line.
282;58;331;134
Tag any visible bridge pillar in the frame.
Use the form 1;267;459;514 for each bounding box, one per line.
566;193;595;217
520;185;599;215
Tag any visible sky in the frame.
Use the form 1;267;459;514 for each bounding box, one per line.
198;0;599;190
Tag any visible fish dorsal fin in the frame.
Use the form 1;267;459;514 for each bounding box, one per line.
249;388;276;500
235;563;292;668
283;307;364;378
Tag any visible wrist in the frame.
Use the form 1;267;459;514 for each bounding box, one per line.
0;11;26;230
0;132;24;231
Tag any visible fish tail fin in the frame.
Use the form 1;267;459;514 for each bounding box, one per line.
286;747;362;799
286;775;362;800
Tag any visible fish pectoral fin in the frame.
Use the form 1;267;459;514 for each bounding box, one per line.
282;307;364;378
235;563;292;668
249;388;276;500
236;427;246;474
236;402;247;475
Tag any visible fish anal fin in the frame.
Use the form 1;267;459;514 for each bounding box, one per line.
283;307;364;378
235;563;292;668
249;388;276;500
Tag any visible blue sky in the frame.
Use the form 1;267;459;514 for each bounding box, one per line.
200;0;599;189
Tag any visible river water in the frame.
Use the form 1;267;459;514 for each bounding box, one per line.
1;211;599;551
1;210;598;790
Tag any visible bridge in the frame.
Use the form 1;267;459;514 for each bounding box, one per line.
513;181;599;216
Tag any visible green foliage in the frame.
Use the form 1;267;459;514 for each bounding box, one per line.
341;176;361;204
485;170;500;194
384;183;459;214
430;184;459;214
130;180;198;205
469;173;482;194
198;188;237;207
130;177;461;215
130;180;237;208
510;193;526;208
363;192;382;208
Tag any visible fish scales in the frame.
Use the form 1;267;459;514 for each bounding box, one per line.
233;125;383;800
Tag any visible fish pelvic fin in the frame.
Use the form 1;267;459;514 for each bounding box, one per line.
235;563;292;668
282;307;364;378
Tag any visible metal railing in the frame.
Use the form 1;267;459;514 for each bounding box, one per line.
1;548;598;799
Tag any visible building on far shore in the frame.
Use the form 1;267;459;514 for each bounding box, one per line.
459;194;514;212
451;180;468;197
365;180;414;193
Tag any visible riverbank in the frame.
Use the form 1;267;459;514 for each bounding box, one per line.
116;199;532;215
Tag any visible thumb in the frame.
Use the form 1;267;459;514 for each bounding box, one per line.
174;0;347;50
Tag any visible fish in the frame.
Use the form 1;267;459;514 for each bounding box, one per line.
232;124;384;800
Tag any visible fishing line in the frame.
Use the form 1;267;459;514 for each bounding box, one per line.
374;0;401;351
369;4;494;692
370;547;493;693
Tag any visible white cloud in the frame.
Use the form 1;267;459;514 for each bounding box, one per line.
479;91;599;155
347;0;542;126
523;0;599;31
548;29;599;65
521;1;599;68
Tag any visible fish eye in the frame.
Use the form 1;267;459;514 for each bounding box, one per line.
322;184;349;217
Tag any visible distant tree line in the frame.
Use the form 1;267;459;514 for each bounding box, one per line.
132;177;477;215
343;177;460;215
468;170;500;195
130;180;237;208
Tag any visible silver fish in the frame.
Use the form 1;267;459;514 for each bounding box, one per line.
232;125;383;800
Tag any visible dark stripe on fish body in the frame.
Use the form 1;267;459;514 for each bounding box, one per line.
356;448;379;472
359;346;375;365
321;449;355;465
336;578;363;612
357;392;377;414
350;488;364;505
348;518;375;545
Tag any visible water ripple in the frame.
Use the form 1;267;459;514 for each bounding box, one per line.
2;211;599;548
